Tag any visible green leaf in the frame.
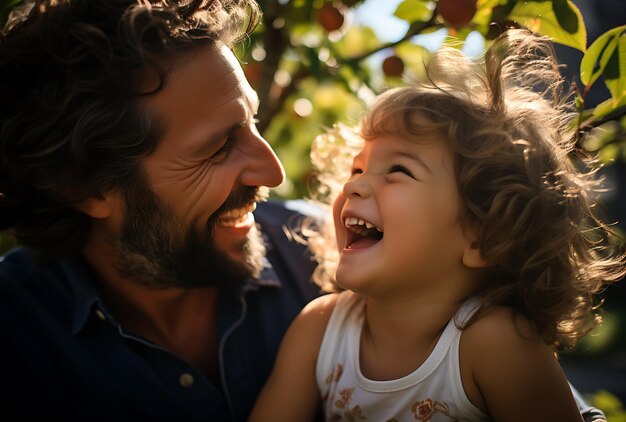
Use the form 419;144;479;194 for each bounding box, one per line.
396;42;430;61
552;0;578;34
604;34;626;102
304;47;322;80
396;42;430;77
575;94;583;111
598;142;620;163
334;25;380;58
583;121;619;152
479;0;508;7
591;95;626;121
473;0;509;31
509;0;587;52
393;0;435;23
289;22;323;47
0;0;23;14
490;0;518;23
0;0;24;28
589;389;625;413
580;25;626;88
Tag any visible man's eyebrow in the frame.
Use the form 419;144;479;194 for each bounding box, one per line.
247;91;260;116
397;150;432;174
218;91;259;133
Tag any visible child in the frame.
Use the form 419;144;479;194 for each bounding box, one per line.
250;30;624;421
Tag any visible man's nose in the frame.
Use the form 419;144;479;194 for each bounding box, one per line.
237;132;285;188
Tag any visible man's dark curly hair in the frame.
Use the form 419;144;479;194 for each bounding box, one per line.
0;0;260;262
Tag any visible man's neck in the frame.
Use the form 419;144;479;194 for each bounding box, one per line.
82;229;221;380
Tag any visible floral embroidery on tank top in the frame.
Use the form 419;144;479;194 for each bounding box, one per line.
322;362;459;421
411;399;458;421
322;364;366;421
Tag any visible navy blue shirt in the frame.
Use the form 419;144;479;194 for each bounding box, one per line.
0;201;321;421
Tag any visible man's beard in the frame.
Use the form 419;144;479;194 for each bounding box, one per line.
109;176;267;291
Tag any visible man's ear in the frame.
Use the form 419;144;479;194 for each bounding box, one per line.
74;194;116;219
462;240;488;269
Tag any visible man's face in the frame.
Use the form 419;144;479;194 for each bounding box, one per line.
110;43;284;289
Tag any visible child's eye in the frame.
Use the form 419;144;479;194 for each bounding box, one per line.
351;168;363;175
390;164;414;178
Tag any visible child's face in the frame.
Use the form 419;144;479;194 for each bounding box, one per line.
332;130;481;300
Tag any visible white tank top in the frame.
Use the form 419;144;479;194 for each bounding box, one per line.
316;291;490;421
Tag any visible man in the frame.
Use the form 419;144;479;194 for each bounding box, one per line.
0;1;606;421
0;1;318;420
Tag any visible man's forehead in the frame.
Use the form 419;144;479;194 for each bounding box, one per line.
130;43;257;157
140;44;253;110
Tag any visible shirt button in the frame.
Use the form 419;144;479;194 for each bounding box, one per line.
94;309;106;321
179;373;194;388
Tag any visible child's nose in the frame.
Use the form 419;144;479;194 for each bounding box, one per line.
343;175;372;199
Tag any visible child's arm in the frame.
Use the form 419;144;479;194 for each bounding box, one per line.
248;293;339;422
462;307;583;422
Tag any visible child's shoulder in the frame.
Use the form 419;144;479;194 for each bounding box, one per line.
278;292;347;361
463;305;544;353
292;291;363;339
461;304;556;386
292;292;345;333
299;291;349;321
459;308;583;420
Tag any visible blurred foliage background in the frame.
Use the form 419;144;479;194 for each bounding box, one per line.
1;0;625;417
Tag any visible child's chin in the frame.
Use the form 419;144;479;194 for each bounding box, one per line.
335;267;371;293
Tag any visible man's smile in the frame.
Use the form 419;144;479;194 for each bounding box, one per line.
218;202;257;227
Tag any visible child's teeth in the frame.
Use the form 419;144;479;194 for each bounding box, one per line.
344;217;381;230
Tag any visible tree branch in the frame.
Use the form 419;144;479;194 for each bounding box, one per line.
257;0;290;132
343;17;438;64
258;65;309;133
580;105;626;131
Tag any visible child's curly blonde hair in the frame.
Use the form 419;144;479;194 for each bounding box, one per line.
306;29;625;350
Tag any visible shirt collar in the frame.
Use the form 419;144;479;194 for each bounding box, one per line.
61;255;282;334
242;257;282;292
60;257;103;335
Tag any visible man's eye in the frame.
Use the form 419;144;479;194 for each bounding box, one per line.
211;137;234;160
390;165;414;178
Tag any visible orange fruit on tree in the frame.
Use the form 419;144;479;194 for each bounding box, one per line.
319;3;345;32
438;0;477;28
382;55;405;77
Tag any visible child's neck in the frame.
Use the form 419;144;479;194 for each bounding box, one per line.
358;292;465;381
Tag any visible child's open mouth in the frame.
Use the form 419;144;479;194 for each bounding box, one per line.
344;217;383;250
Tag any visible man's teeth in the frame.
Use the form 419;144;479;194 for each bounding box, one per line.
344;217;382;233
219;203;257;226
